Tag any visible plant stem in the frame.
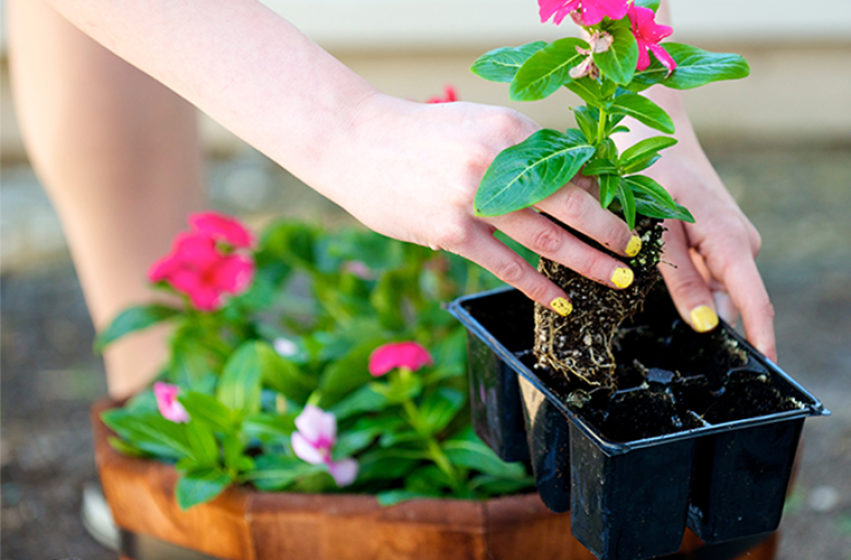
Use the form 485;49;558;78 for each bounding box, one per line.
400;392;459;488
597;107;608;144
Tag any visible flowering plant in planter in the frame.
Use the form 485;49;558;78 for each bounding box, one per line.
470;0;749;387
96;212;535;509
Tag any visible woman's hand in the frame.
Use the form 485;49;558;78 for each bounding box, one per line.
615;86;776;362
319;93;642;317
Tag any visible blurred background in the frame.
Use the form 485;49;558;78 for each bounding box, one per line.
2;0;850;558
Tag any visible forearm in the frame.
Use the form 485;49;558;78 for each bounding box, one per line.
48;0;378;196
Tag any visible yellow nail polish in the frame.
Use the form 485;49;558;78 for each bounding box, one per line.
611;267;634;289
690;305;719;333
551;297;573;317
625;235;642;257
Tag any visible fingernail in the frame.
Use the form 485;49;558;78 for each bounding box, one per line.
550;297;573;317
625;235;642;257
611;267;634;289
690;305;719;333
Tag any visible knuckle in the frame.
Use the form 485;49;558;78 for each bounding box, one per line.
495;258;526;285
666;270;707;298
560;187;590;223
524;280;550;302
572;249;607;282
530;224;563;255
433;222;471;252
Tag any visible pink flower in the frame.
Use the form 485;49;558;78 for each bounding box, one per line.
426;85;458;104
291;405;358;486
148;232;254;311
153;382;189;423
188;211;254;249
628;4;676;73
368;341;433;377
539;0;629;27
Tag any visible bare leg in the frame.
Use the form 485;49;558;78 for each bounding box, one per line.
8;0;206;399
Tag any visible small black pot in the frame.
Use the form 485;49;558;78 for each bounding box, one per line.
447;286;828;560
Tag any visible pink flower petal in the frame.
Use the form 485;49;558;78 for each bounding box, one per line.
635;39;652;71
328;458;359;487
368;341;433;376
648;43;677;74
294;405;337;445
538;0;579;24
153;382;189;423
579;0;628;26
291;432;325;465
426;85;459;104
189;211;254;248
210;255;254;293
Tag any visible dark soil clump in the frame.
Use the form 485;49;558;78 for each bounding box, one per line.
533;215;665;387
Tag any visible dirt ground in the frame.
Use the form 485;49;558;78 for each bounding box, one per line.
2;143;850;560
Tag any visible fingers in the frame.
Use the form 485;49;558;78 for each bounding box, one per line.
717;256;777;363
536;180;640;259
658;222;720;333
488;207;635;290
661;222;777;363
450;226;576;316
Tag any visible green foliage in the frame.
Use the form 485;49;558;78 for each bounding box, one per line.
471;9;750;226
630;43;750;92
102;220;534;510
509;38;589;101
470;41;547;84
474;129;595;216
593;18;638;86
94;304;181;352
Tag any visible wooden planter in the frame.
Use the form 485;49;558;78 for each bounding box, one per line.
92;400;778;560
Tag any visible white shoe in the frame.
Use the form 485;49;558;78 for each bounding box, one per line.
81;482;119;551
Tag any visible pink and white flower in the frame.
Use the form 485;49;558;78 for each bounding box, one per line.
538;0;629;27
291;405;358;486
368;341;433;377
153;382;189;423
628;4;676;73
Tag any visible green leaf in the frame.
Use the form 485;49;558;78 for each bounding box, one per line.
573;106;599;143
593;19;638;86
107;436;154;458
634;0;660;11
357;448;427;482
379;429;422;448
334;416;403;458
418;388;466;436
599;174;620;208
217;342;263;416
630;43;750;91
468;474;536;496
329;384;389;420
625;175;695;222
186;420;219;467
566;78;604;107
581;158;618;176
622;175;676;208
442;427;525;479
241;412;296;440
175;468;232;510
102;409;192;460
470;41;547;83
619;136;677;173
222;434;246;472
179;392;236;434
475;129;595;216
319;339;381;406
94;304;181;352
509;38;589;101
617;177;638;230
243;455;324;491
609;93;675;134
259;221;317;270
633;191;695;222
254;341;315;403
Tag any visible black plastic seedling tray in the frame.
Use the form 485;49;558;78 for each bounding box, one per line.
447;286;829;560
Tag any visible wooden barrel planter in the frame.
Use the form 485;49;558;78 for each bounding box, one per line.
92;400;779;560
